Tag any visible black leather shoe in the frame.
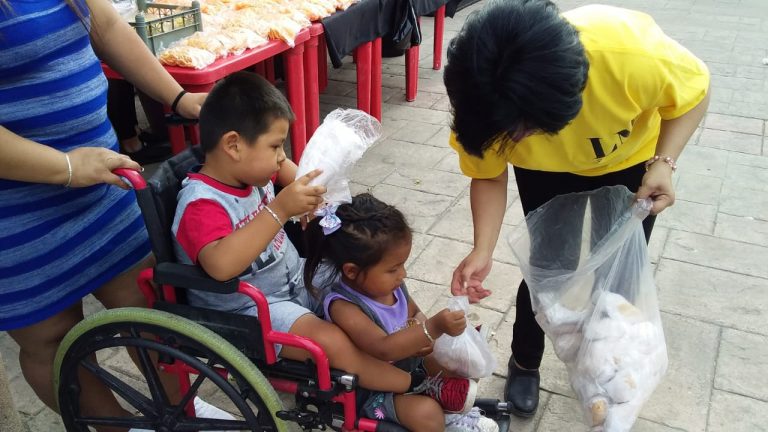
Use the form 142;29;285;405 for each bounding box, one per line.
503;358;540;418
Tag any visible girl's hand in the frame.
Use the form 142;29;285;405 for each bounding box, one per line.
174;92;208;119
428;309;467;337
67;147;142;190
635;162;675;215
450;250;493;303
272;169;327;219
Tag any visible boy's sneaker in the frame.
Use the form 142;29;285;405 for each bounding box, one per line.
412;373;477;414
445;407;500;432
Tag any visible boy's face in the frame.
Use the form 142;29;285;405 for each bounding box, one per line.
239;118;290;187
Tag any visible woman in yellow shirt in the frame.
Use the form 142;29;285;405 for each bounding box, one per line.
444;0;710;418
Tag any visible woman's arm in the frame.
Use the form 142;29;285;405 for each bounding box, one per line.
637;85;711;214
0;126;140;188
86;0;205;117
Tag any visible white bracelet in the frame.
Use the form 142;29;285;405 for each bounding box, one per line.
421;320;435;344
264;205;284;227
63;153;73;188
645;155;677;172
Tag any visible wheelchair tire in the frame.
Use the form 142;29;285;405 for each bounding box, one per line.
53;307;288;432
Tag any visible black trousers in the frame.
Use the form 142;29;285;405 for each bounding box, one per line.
106;79;166;141
510;162;656;369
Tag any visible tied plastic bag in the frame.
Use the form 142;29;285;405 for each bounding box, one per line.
295;109;382;205
432;296;497;379
509;186;668;432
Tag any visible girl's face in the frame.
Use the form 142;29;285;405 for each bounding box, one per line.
354;239;412;302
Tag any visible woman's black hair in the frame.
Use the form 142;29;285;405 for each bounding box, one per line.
199;71;294;154
304;193;412;294
443;0;589;157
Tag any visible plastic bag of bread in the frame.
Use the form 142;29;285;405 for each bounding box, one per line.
158;45;217;69
294;108;381;206
509;186;668;432
432;296;497;379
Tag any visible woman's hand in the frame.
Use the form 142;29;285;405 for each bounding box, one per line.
450;250;493;303
635;161;675;215
67;147;142;190
174;92;208;119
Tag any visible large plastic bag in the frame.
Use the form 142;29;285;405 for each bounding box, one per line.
432;296;497;379
295;108;382;205
508;185;667;432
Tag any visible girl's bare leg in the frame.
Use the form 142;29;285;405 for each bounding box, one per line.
281;314;412;393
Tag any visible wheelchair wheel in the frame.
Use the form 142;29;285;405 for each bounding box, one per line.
54;307;288;432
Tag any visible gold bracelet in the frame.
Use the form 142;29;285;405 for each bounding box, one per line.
421;320;435;344
645;155;677;172
264;206;283;227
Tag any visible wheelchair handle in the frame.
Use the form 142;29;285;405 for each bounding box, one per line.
113;168;147;190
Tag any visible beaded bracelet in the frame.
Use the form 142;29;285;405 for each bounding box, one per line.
645;155;677;172
264;206;284;227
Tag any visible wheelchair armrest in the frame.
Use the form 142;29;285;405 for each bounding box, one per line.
154;262;239;294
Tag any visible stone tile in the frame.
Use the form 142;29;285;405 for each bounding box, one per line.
648;226;669;264
704;113;764;135
434;152;462;174
502;198;525;227
23;407;63;432
407;232;434;269
387;90;446;110
321;79;356;97
676;145;729;178
674;172;722;205
316;93;357;109
476;375;551;432
403;278;445;317
657;200;717;234
348;153;397;187
719;183;768;220
656;259;768;336
389;121;443;144
707;390;768;432
724;162;768;193
381;103;450;125
715;329;768;401
728;151;768;170
407;236;472;286
383;166;469;197
365;138;451;170
8;375;44;416
431;95;452;112
379;118;408;140
698;129;763;154
369;183;453;233
425;125;452;148
715;213;768;247
640;313;719;432
662;230;768;279
536;394;590;432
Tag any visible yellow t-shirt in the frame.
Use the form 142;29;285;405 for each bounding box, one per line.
450;5;710;178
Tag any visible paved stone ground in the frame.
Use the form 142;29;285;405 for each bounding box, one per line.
2;0;767;430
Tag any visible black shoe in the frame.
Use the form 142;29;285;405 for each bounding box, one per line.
503;357;540;418
124;141;171;165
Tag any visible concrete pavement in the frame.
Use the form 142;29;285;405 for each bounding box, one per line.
1;0;766;430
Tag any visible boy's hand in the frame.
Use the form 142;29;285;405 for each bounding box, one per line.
271;169;327;219
427;309;467;338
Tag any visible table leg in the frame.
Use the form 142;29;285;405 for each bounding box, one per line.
304;31;321;139
318;33;328;93
284;44;307;161
355;41;372;114
433;5;446;70
371;37;382;121
405;44;419;102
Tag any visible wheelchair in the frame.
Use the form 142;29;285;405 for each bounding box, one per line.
52;148;511;431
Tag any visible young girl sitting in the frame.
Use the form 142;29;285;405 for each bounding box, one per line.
172;72;476;422
304;193;499;432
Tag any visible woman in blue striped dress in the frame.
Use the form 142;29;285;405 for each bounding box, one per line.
0;0;206;420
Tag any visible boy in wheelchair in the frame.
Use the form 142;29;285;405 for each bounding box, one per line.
171;71;478;429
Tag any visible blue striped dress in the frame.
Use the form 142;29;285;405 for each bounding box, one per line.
0;0;151;330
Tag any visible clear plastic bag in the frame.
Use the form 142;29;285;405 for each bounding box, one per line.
508;185;668;432
432;296;497;379
295;108;382;205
